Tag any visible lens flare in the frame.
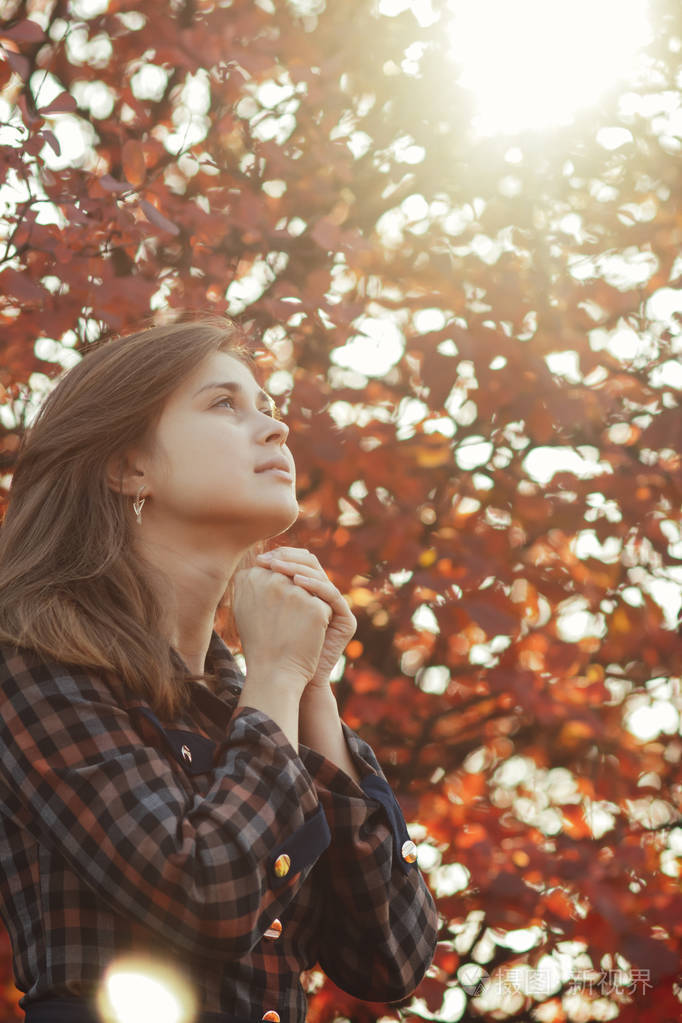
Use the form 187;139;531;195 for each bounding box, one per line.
96;955;197;1023
446;0;652;136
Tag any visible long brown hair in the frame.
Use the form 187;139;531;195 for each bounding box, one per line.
0;312;267;717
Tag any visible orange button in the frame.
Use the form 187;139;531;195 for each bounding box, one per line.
262;1012;280;1022
273;853;291;878
401;840;417;863
264;918;282;940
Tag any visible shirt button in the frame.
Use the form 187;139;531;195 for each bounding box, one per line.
181;744;192;764
273;854;291;878
262;1012;280;1022
401;840;417;863
264;918;282;941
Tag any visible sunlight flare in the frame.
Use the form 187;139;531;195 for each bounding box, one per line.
97;956;197;1023
446;0;652;136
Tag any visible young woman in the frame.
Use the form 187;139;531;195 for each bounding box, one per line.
0;315;439;1023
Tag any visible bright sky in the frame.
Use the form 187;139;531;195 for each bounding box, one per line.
380;0;654;137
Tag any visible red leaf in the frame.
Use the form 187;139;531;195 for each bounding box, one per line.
0;19;45;43
17;91;41;127
621;934;679;984
139;200;180;236
0;269;47;303
99;174;129;194
4;48;30;82
459;595;518;635
40;129;60;156
39;91;77;115
122;139;146;187
418;972;447;1012
310;218;341;251
23;135;45;156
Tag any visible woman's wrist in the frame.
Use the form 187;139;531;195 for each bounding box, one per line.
299;678;333;702
242;662;308;698
237;670;305;749
298;684;363;784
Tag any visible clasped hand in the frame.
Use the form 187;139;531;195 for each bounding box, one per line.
253;546;357;691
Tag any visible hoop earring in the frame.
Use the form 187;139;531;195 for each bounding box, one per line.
132;486;146;525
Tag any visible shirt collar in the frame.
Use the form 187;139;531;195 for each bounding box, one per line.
170;629;242;693
204;629;245;702
165;630;244;728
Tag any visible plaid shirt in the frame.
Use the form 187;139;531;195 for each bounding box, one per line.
0;631;438;1021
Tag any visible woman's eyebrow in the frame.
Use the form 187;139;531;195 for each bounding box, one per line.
194;380;274;409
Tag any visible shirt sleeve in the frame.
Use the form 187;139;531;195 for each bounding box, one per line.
298;722;439;1003
0;647;331;962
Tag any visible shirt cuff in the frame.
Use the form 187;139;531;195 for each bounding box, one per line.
299;722;418;875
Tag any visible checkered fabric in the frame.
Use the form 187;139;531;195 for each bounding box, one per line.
0;631;439;1021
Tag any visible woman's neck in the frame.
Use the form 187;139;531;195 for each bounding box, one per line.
134;530;244;677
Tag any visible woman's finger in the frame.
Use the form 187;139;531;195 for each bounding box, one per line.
257;555;326;586
255;555;352;623
292;572;340;603
293;575;356;628
257;548;322;571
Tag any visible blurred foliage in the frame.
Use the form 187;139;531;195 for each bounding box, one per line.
0;0;681;1019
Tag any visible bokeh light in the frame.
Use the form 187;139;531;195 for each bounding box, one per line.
96;956;197;1023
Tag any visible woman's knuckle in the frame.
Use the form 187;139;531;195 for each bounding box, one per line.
299;548;319;565
292;584;311;605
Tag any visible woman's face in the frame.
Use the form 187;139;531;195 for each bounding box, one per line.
138;350;298;544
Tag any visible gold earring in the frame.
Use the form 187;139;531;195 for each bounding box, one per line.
132;486;146;525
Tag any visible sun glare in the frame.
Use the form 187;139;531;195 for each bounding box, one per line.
97;957;197;1023
446;0;653;136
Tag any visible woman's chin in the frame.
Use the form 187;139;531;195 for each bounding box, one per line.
255;500;300;540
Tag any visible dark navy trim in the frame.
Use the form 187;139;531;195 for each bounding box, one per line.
268;802;331;887
129;705;217;775
164;727;217;775
360;774;415;875
129;703;165;733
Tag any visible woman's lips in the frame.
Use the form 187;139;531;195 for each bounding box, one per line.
258;467;293;481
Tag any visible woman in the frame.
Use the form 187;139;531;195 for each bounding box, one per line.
0;314;439;1023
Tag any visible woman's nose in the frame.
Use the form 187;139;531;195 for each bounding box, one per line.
260;413;289;444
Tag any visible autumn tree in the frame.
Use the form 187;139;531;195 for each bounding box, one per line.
0;0;681;1020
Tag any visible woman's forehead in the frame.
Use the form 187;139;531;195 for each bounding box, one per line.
176;350;261;404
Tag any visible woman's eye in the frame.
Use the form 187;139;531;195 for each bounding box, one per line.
214;397;281;419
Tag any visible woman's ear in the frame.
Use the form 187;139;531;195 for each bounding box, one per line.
105;451;146;498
